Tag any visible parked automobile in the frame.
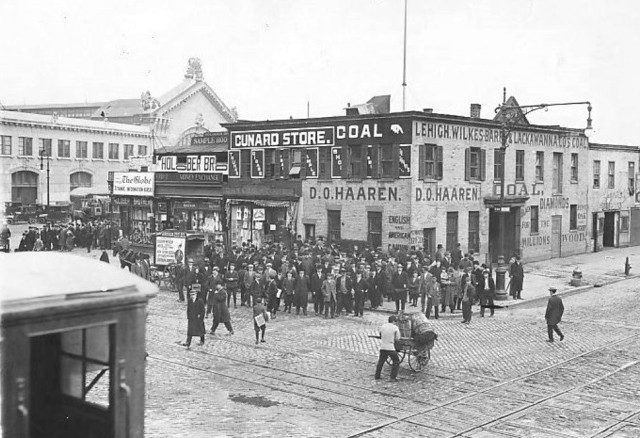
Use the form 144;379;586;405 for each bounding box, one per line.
5;205;40;224
37;204;72;224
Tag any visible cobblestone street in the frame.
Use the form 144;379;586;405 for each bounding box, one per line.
144;275;640;437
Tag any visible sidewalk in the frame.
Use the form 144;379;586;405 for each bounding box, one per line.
367;245;640;314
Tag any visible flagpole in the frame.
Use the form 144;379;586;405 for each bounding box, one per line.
402;0;408;111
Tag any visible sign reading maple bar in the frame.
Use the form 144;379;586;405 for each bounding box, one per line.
112;172;154;197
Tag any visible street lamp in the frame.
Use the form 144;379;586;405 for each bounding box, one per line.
492;97;592;299
39;146;51;208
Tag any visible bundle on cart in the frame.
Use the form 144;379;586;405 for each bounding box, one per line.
410;312;438;349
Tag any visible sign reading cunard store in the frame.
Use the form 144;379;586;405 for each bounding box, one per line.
112;172;154;197
231;118;412;148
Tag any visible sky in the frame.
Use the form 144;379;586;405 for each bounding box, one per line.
1;0;639;144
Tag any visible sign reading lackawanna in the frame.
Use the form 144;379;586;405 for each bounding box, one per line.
230;118;412;148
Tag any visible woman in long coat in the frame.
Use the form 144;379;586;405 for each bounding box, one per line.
182;290;205;347
210;283;234;335
294;269;311;315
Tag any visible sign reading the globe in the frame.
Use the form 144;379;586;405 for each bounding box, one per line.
112;172;155;196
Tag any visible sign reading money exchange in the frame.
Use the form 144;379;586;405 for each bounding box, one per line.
230;118;412;148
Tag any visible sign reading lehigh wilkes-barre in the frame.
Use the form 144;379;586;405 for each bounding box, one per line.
230;118;412;148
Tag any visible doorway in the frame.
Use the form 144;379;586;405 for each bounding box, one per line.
603;211;617;247
488;207;521;263
592;213;599;252
422;228;435;256
446;212;458;252
367;211;382;249
551;215;562;258
631;208;640;246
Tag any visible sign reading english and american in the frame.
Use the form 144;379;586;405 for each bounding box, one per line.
230;118;412;148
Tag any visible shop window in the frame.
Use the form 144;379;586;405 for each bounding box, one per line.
380;144;394;178
40;138;52;157
536;151;544;181
570;204;577;230
419;144;443;180
1;135;11;155
571;153;578;182
92;142;104;159
515;150;525;181
628;162;635;194
493;149;502;180
593;160;601;188
553;152;563;193
108;143;119;160
60;325;112;409
468;211;479;253
331;147;343;178
608;161;615;189
530;206;539;234
367;211;382;249
58;139;71;158
327;210;341;242
18;137;33;156
348;145;364;178
465;147;486;181
398;145;411;177
76;141;88;159
304;148;318;178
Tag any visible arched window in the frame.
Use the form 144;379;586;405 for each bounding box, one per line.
70;172;92;191
11;171;38;204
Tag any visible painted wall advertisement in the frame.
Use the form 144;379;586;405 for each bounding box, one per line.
112;172;154;197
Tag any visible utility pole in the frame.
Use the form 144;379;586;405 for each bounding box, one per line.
39;146;50;208
402;0;408;111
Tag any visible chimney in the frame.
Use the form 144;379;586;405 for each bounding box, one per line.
423;108;433;114
470;103;481;118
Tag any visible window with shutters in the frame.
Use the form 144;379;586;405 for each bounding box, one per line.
398;145;411;177
608;161;615;189
265;149;276;178
240;149;251;178
318;146;331;179
553;153;564;193
570;153;578;182
380;144;394;178
530;206;539;234
468;211;480;253
535;151;544;181
289;148;302;178
593;160;600;188
464;147;485;181
419;144;443;180
493;149;502;180
515;150;525;181
348;145;363;178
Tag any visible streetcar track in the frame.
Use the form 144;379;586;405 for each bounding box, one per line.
345;333;638;438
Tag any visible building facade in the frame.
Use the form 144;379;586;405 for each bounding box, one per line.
588;143;640;251
0;110;151;209
224;104;592;263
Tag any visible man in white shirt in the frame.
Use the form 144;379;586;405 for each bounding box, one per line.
375;315;401;381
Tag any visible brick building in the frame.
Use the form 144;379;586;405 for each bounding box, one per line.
587;143;640;251
224;99;595;263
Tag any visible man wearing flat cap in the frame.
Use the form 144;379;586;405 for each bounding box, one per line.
545;287;564;342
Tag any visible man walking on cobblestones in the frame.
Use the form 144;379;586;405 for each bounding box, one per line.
182;290;205;348
545;287;564;342
375;315;401;381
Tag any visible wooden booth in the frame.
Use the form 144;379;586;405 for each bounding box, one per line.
1;253;157;438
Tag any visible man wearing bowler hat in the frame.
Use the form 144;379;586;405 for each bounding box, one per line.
545;287;564;342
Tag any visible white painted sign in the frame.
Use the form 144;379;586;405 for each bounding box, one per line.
155;236;185;265
112;172;154;197
160;155;218;173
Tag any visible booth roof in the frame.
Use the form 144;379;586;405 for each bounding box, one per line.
0;252;158;303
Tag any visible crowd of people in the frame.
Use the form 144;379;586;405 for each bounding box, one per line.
170;237;526;347
3;220;117;253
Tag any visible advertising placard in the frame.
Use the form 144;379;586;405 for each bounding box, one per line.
112;172;154;197
155;235;186;265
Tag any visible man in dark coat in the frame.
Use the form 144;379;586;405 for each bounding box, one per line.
477;269;495;317
392;264;408;312
310;264;325;315
545;287;564;342
294;269;310;315
182;290;205;348
509;256;525;300
210;283;234;335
